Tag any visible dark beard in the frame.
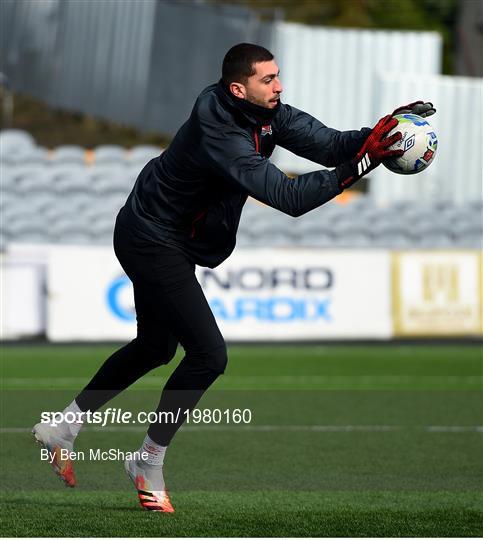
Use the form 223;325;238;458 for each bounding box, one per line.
217;79;281;125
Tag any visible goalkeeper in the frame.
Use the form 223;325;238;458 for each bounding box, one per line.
32;43;435;513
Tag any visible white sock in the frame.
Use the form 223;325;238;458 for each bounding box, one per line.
139;435;167;467
61;400;86;439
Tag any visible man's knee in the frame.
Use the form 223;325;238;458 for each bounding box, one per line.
189;342;228;374
133;336;178;369
209;343;228;373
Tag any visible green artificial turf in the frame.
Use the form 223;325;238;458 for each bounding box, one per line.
1;344;482;537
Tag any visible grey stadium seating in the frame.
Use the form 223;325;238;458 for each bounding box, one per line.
50;145;86;165
1;129;482;250
126;145;163;166
93;145;126;165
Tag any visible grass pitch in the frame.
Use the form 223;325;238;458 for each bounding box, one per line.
1;343;482;537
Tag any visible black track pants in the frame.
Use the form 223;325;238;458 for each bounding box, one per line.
76;223;227;445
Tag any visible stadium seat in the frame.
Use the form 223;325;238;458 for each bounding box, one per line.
50;145;86;165
7;163;47;185
49;163;85;183
93;145;126;164
4;216;48;240
15;172;53;195
452;222;483;248
103;194;126;213
42;207;75;225
5;172;50;196
81;203;120;225
412;219;454;247
0;129;36;155
0;191;19;213
245;232;286;247
345;196;377;215
411;217;445;234
371;217;412;247
333;222;372;247
236;231;256;247
371;233;413;248
91;174;131;196
297;234;335;248
403;208;441;227
50;218;91;244
454;233;482;249
371;216;410;236
465;200;483;214
91;216;115;237
310;202;346;221
53;172;92;195
416;234;455;248
431;200;455;213
25;193;55;214
239;203;269;227
294;219;333;240
252;215;296;237
88;163;127;183
390;200;415;213
15;229;50;243
66;192;96;210
1;167;17;193
56;230;93;245
126;145;162;166
2;201;29;221
1;146;49;166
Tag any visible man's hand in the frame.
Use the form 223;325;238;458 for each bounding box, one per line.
336;115;404;189
392;101;436;118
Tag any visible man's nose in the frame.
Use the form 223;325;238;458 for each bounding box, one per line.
274;79;283;93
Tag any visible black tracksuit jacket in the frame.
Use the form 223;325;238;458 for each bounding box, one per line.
117;80;371;268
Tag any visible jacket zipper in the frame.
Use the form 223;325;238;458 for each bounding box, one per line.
190;209;208;238
253;128;260;153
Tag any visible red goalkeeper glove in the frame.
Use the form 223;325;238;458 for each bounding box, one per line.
336;115;404;190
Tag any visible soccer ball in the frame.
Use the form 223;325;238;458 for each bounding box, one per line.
383;113;438;175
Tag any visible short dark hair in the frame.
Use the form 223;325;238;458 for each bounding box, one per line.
222;43;274;85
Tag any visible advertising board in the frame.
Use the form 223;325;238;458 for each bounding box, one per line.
47;247;392;341
392;251;481;336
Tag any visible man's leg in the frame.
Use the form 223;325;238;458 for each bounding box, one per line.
32;246;179;488
74;240;185;413
128;247;227;445
74;322;178;412
122;248;227;511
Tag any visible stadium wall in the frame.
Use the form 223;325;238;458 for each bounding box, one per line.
1;1;441;141
1;244;481;341
0;0;274;134
8;1;478;204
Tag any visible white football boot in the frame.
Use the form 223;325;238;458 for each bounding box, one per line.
124;458;174;512
32;422;76;487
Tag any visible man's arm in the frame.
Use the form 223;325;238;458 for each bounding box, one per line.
274;104;371;167
200;122;341;218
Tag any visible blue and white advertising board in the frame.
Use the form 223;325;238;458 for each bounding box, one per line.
46;246;392;341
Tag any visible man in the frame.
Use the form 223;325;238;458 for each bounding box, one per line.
32;43;435;512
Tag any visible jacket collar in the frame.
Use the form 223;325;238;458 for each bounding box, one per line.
215;79;281;126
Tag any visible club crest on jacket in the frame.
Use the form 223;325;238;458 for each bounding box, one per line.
261;124;272;136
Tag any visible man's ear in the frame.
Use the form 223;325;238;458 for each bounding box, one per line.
229;82;246;99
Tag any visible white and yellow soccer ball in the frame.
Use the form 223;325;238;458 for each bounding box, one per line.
383;113;438;175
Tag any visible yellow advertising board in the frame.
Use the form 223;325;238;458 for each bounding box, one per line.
392;251;482;336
